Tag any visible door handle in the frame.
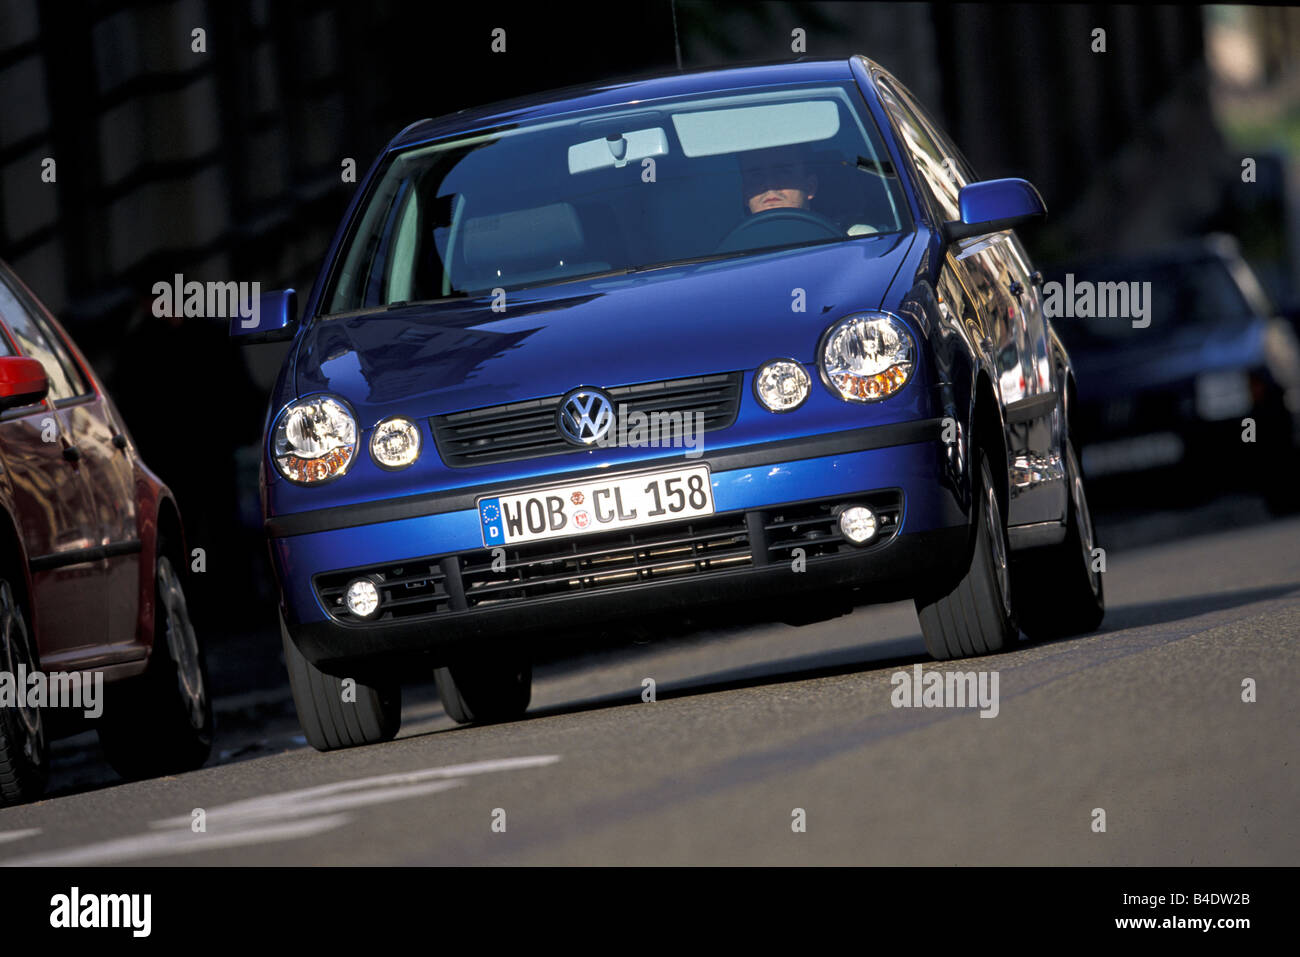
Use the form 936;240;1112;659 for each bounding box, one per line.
62;445;81;463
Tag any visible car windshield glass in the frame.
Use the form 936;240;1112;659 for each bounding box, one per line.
321;81;909;315
1053;256;1255;341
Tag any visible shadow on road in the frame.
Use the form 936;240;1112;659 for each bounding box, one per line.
1095;583;1299;632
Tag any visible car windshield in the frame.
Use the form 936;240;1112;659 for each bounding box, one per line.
321;81;910;315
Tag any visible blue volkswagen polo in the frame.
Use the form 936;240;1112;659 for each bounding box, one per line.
237;56;1104;748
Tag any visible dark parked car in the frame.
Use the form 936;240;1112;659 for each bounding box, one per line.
0;260;211;807
238;57;1103;749
1047;235;1300;512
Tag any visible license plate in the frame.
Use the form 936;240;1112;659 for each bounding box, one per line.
477;465;714;546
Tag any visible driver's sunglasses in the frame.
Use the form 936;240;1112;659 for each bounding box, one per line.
742;164;804;193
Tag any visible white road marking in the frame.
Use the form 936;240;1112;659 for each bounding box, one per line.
0;754;561;866
1;815;354;867
0;828;41;845
151;752;561;829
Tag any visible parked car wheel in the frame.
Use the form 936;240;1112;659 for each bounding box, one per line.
0;579;48;807
281;614;401;750
98;553;214;780
915;452;1019;660
1013;440;1106;639
435;656;532;725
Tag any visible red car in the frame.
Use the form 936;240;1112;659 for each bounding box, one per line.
0;260;211;806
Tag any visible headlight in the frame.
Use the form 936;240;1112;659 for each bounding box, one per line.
820;313;915;402
271;395;357;484
754;359;811;412
370;416;422;469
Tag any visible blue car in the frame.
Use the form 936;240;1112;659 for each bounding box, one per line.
237;57;1104;748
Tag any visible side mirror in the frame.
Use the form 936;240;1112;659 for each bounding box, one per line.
0;356;49;410
230;288;298;344
945;178;1047;243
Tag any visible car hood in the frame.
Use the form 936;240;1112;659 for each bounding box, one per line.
295;234;913;424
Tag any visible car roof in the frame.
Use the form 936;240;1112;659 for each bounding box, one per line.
388;57;865;151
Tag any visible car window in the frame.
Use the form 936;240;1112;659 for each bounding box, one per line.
0;273;90;403
322;81;912;313
897;84;981;186
875;78;965;224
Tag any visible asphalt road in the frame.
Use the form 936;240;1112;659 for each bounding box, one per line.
1;498;1297;865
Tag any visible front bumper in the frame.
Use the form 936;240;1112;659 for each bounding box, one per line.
268;421;970;672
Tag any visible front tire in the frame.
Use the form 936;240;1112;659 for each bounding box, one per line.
435;655;532;725
1013;440;1105;639
915;452;1019;660
98;554;214;780
281;614;401;751
0;579;48;807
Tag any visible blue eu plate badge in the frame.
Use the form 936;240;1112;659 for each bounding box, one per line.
479;498;505;545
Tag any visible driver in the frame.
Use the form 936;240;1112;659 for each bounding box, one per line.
740;146;818;214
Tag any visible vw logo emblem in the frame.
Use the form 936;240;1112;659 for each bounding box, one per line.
557;388;615;445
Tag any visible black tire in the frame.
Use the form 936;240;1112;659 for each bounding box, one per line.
281;614;401;751
1013;440;1106;639
0;579;48;807
98;554;214;780
915;451;1019;660
435;655;532;725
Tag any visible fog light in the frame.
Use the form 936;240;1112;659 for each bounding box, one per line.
345;578;380;618
838;506;877;544
754;359;811;412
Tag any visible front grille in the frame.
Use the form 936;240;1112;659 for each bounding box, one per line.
459;513;752;607
430;372;743;467
311;491;904;624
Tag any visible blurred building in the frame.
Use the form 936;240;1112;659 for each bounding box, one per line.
0;2;1251;335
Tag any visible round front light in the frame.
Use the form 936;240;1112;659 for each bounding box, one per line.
755;359;811;412
820;314;915;402
272;395;358;484
371;416;422;469
345;578;380;618
838;506;878;544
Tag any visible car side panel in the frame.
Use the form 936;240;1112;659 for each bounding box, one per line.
0;404;107;662
62;397;141;649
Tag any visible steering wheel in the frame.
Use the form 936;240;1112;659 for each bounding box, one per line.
715;207;843;253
